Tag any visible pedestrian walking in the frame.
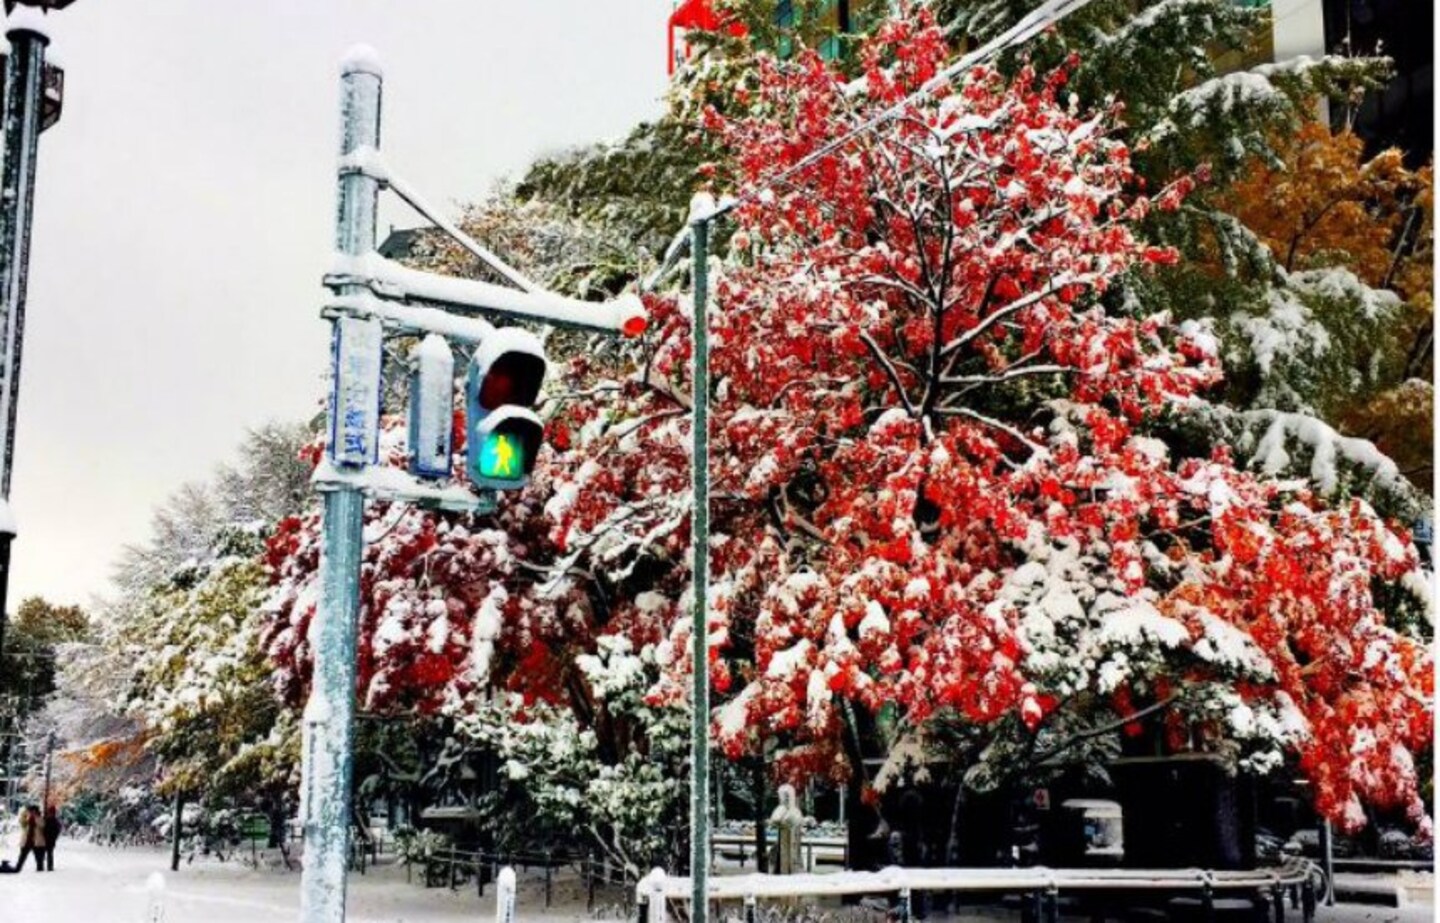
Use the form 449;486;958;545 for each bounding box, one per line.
42;805;60;871
15;803;47;871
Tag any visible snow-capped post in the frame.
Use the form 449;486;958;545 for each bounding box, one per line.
144;871;166;922
495;865;516;923
688;208;711;923
770;783;803;874
638;867;668;923
301;44;383;923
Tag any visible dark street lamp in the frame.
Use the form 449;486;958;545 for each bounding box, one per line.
0;0;72;679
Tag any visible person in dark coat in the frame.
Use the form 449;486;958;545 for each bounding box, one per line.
42;805;60;871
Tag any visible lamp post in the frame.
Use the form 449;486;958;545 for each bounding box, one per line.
688;214;711;923
0;0;69;696
39;726;52;806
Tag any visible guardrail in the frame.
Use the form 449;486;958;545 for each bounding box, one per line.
1331;857;1433;873
636;858;1321;923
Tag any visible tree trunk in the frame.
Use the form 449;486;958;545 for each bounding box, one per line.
266;796;286;849
945;783;965;868
169;791;185;872
752;757;768;873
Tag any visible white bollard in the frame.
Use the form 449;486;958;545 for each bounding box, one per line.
638;867;667;923
495;866;516;923
144;871;166;922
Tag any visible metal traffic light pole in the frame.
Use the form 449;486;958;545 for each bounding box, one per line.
302;47;646;923
298;48;382;923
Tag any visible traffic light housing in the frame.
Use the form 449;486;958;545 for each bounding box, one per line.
466;328;546;490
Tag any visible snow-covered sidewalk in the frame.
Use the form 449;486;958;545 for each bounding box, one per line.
0;837;596;922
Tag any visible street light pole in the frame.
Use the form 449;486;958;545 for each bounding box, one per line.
0;12;50;682
300;47;382;923
39;726;52;805
689;214;711;923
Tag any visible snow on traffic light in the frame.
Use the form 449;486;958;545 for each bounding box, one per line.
465;327;546;491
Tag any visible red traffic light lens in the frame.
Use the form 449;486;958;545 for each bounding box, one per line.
478;352;545;410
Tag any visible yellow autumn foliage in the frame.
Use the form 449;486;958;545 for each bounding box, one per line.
1225;122;1433;489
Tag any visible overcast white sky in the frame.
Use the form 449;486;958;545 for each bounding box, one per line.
10;1;673;607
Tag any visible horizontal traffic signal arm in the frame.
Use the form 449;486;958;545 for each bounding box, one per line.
326;250;646;337
333;145;647;338
323;292;498;345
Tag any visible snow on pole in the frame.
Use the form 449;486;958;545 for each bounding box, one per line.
3;5;52;42
302;46;383;923
495;866;517;923
407;334;454;479
688;210;712;923
144;872;166;922
339;43;383;79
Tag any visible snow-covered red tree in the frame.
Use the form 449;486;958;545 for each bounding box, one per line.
263;15;1431;837
561;17;1433;831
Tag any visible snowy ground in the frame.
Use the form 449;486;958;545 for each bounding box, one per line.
0;838;600;922
0;839;1431;922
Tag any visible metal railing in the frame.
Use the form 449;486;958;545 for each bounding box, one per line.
408;845;635;910
637;858;1322;923
711;832;849;872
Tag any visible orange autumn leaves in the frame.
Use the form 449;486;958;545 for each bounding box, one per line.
1223;122;1433;488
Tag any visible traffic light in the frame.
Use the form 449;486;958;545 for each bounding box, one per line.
466;328;546;490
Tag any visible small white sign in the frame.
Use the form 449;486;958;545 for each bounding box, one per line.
328;316;383;466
